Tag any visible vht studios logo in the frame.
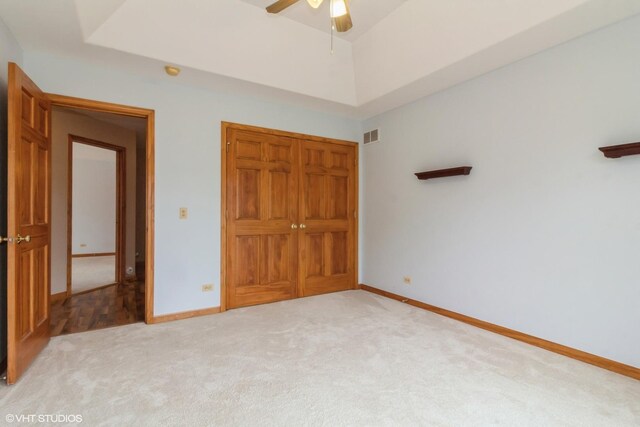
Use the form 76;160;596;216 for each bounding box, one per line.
6;414;83;423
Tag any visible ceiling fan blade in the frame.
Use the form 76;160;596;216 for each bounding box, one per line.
334;12;352;32
266;0;300;14
334;1;353;32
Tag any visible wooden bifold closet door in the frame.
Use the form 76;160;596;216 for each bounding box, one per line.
299;140;356;297
224;124;357;309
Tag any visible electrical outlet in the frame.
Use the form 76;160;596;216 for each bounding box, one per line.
179;207;188;219
201;284;214;292
403;276;412;285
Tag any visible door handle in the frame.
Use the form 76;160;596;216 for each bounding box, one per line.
0;235;30;244
299;224;306;229
291;224;298;229
15;235;31;244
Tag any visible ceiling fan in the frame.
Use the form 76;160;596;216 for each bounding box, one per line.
266;0;353;33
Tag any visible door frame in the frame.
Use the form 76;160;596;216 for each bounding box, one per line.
49;94;155;323
220;121;359;312
66;135;126;296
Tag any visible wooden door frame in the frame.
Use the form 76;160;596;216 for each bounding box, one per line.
66;135;126;296
220;121;359;312
49;94;155;323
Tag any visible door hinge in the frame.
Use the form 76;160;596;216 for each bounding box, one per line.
354;210;357;219
226;141;231;153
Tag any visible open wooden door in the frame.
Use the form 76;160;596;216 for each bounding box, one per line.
5;63;52;384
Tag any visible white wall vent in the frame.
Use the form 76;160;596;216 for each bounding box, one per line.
363;129;380;145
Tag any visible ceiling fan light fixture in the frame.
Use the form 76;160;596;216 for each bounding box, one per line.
306;0;324;8
330;0;347;18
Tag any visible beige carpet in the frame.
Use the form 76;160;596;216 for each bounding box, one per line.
1;290;639;426
71;255;116;294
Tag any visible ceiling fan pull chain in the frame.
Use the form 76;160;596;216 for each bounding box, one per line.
330;0;334;54
331;23;334;54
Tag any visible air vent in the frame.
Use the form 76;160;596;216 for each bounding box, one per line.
363;129;380;145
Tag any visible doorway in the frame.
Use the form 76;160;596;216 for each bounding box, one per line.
48;102;150;336
68;136;124;295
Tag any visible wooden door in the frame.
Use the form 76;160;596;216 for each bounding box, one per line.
6;63;52;384
226;129;299;308
299;140;357;296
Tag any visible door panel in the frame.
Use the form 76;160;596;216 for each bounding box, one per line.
17;250;32;337
328;176;348;219
268;171;289;220
35;141;49;225
236;168;261;219
299;140;356;297
330;232;348;275
305;174;325;219
7;63;52;384
234;235;260;285
304;233;324;277
226;129;298;308
262;234;290;283
34;244;49;324
19;136;34;226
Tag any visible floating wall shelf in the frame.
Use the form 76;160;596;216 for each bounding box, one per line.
599;142;640;158
415;166;472;180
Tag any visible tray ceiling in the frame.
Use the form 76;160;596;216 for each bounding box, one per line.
1;0;639;118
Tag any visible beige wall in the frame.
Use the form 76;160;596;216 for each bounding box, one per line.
51;108;137;295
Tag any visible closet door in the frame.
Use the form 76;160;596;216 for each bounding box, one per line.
226;129;299;308
299;140;357;296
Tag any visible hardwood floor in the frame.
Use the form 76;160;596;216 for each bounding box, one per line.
50;281;145;336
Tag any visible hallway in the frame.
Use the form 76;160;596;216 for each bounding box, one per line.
71;255;116;294
50;281;144;336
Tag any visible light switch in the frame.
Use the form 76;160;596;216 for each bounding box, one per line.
179;207;188;219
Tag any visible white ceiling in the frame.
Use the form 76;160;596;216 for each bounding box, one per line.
1;0;640;118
